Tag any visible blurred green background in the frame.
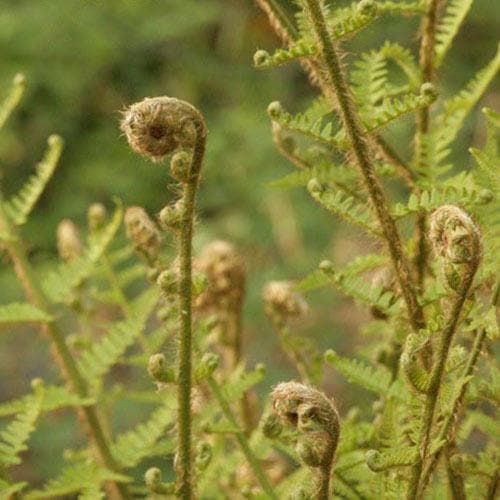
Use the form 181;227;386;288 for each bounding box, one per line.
0;0;498;486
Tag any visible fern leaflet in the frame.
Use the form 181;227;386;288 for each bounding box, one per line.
3;135;64;226
0;303;53;325
434;0;474;67
0;73;26;130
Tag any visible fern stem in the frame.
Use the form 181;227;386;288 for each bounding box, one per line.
207;376;278;499
0;210;128;499
419;322;490;492
445;449;466;500
176;124;206;499
406;264;479;500
414;0;441;288
303;0;424;333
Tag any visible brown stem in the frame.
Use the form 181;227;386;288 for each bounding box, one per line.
303;0;424;333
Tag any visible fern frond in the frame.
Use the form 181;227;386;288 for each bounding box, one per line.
0;384;93;417
0;302;53;325
325;349;392;395
112;399;175;468
380;41;420;88
0;386;43;467
42;202;123;302
0;480;27;498
268;102;344;150
379;1;425;15
434;0;474;67
0;73;26;130
392;184;487;218
470;147;500;197
268;162;353;189
25;463;130;499
307;181;380;236
352;50;388;107
3;135;64;226
254;40;317;69
328;5;379;40
365;447;418;471
423;45;500;176
362;90;436;133
77;288;158;385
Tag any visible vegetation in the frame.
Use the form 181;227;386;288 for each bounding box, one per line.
0;0;498;498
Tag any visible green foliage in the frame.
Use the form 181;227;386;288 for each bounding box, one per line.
0;0;498;498
0;302;52;325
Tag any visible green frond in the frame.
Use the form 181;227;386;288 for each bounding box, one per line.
379;41;420;88
296;254;391;308
423;44;500;176
352;50;388;107
254;40;317;69
327;3;379;40
0;73;26;130
470;147;500;197
77;288;158;385
0;480;27;498
307;181;380;236
25;462;130;499
3;135;64;226
325;349;392;395
268;162;352;189
112;399;176;468
400;336;430;394
361;90;436;132
378;1;425;15
392;184;488;218
42;202;123;302
0;302;53;325
268;101;344;150
0;384;93;417
0;386;43;467
434;0;474;68
365;446;418;471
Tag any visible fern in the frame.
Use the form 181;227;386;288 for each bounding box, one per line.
77;288;158;386
111;399;176;468
361;90;436;132
325;349;392;395
2;135;64;226
421;45;500;177
307;181;380;236
434;0;474;68
0;387;43;467
42;202;123;302
254;40;317;69
0;384;93;417
0;302;53;325
366;447;418;471
25;463;130;499
0;73;25;130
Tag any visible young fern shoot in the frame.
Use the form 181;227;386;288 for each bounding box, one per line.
121;96;207;498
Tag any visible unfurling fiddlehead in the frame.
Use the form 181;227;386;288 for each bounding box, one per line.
271;381;340;499
407;205;482;499
121;95;207;499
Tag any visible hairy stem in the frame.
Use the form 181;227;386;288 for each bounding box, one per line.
406;266;478;500
0;209;128;499
176;124;206;499
414;0;441;288
207;376;277;499
419;317;491;491
303;0;424;333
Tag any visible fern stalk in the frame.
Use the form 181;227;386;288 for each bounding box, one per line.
414;0;442;288
303;0;424;333
0;207;129;499
407;259;480;498
419;281;497;493
207;376;278;498
176;128;206;499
